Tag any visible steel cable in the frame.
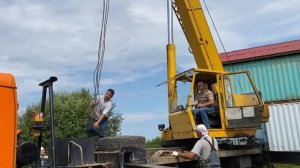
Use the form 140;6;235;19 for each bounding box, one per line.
93;0;110;104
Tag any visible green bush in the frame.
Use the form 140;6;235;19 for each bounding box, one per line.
18;88;123;148
146;136;162;148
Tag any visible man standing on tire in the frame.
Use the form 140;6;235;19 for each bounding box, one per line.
88;89;115;138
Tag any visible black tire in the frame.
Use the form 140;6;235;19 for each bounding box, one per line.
96;135;146;151
16;141;39;166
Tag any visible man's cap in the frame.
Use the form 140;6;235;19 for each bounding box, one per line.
194;124;208;135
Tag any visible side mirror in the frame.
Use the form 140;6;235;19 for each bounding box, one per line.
158;124;165;131
177;105;184;111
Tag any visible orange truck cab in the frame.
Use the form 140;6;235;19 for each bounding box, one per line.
0;72;18;168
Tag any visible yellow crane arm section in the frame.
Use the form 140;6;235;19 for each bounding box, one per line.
173;0;224;71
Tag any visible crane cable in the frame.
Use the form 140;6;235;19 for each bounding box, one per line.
202;0;234;70
202;0;244;92
93;0;110;103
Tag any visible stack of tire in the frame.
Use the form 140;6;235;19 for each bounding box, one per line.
96;135;146;151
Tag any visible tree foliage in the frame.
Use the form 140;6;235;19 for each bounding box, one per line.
18;88;123;147
146;136;162;148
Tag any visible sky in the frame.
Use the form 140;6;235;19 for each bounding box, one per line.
1;0;300;140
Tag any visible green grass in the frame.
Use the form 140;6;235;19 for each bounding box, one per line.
273;164;300;168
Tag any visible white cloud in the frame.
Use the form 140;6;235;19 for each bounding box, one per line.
260;0;300;13
127;1;165;25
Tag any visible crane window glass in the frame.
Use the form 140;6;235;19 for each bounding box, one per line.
224;73;260;107
170;70;193;112
174;80;192;112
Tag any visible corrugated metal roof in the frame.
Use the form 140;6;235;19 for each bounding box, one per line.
266;102;300;151
220;39;300;64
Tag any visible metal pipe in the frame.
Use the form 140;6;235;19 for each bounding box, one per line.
68;141;84;166
166;44;177;112
167;0;174;44
167;0;176;113
40;87;47;114
38;87;47;165
38;76;57;167
49;84;56;168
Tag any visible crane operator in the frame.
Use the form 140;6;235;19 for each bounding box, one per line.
191;81;215;128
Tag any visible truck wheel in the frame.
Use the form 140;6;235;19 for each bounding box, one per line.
96;135;146;151
17;141;39;167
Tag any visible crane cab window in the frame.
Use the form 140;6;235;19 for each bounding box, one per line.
168;70;193;112
223;73;261;107
175;78;192;112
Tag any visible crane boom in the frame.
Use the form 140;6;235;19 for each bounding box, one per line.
173;0;224;71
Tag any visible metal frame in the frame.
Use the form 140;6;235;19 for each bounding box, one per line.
68;141;84;166
38;76;58;167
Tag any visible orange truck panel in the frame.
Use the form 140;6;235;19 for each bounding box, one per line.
0;73;18;168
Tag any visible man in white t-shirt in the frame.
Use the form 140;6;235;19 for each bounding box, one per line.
88;89;114;138
171;124;220;166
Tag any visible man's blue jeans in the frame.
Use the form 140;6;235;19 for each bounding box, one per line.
192;107;214;128
87;118;108;138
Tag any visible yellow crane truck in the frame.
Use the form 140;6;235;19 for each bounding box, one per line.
0;0;269;167
161;0;269;143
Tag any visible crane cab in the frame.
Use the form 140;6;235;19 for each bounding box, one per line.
161;68;269;144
